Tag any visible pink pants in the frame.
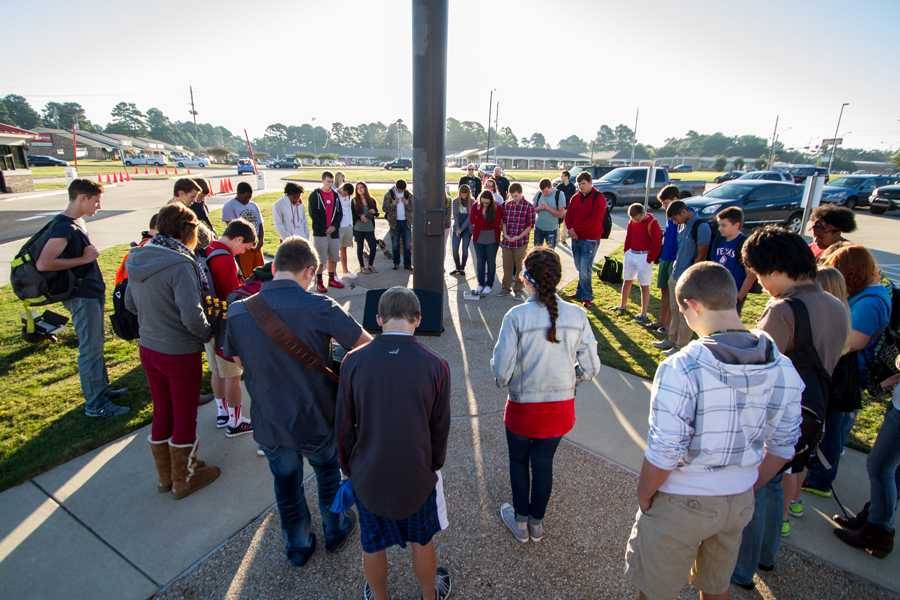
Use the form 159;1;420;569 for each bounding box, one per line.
140;346;202;445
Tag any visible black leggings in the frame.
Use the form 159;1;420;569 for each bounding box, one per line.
354;230;377;268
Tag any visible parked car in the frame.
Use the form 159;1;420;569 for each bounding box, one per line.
123;154;167;167
384;158;412;170
738;170;793;182
714;170;745;183
173;155;208;168
820;175;897;209
27;154;68;167
684;180;805;233
787;164;829;183
670;164;693;173
478;162;498;175
271;157;300;169
869;184;900;215
590;167;707;209
237;158;256;174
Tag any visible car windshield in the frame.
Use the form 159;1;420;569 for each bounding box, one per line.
828;177;862;187
598;168;634;183
705;183;755;200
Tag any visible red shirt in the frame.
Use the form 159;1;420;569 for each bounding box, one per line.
206;240;241;301
504;399;575;438
470;203;504;242
624;215;663;263
321;189;336;227
564;189;607;241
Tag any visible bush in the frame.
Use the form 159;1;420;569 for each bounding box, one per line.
713;156;727;171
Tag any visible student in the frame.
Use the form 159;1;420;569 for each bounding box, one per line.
337;286;452;600
125;204;219;498
171;177;201;206
189;178;216;232
36;179;129;417
808;205;856;260
333;171;347;195
337;182;355;276
115;213;158;286
500;183;535;297
273;182;309;242
564;172;608;308
458;163;482;198
625;262;804;600
492;166;511;200
471;190;503;296
222;182;265;278
731;226;849;590
653;200;711;355
833;351;900;558
204;219;258;437
382;179;414;271
652;185;681;333
492;247;600;543
710;207;758;314
616;203;662;324
307;171;346;293
533;178;566;248
450;184;473;276
483;177;504;206
352;182;380;274
556;170;576;246
225;237;370;567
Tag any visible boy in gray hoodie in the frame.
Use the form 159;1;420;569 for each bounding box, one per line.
624;262;803;600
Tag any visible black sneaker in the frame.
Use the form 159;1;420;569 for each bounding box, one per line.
216;414;229;429
287;534;316;567
106;387;129;399
326;511;357;553
85;402;130;418
225;420;253;438
393;264;399;270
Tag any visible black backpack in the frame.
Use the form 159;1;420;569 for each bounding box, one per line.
863;284;900;397
599;256;623;285
110;278;140;340
783;297;829;472
599;193;613;239
11;216;78;306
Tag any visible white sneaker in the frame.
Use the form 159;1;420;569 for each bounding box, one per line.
481;286;492;296
474;285;484;295
499;503;529;543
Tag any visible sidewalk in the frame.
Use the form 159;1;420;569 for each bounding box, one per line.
0;219;897;599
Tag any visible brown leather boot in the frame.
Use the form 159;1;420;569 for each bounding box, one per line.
169;440;220;500
834;522;895;558
148;437;172;493
834;502;870;530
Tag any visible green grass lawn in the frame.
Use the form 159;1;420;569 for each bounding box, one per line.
284;167;564;184
33;182;68;191
562;247;885;453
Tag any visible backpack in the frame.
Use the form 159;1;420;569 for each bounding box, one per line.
11;216;78;307
109;278;140;340
863;283;900;397
599;256;623;285
783;297;829;472
533;190;566;225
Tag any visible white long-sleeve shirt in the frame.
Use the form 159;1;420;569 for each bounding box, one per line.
273;195;309;241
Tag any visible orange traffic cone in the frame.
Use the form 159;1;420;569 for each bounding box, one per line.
218;179;226;194
186;168;191;174
133;167;138;175
174;167;179;175
227;179;234;193
125;171;131;182
106;173;112;184
144;166;149;175
97;174;102;183
164;166;169;175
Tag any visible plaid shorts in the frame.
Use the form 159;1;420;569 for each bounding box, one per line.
356;472;448;553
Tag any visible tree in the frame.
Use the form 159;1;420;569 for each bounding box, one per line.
893;149;900;170
558;135;588;154
593;125;616;150
734;157;745;170
754;157;767;170
528;132;547;149
1;95;40;129
494;126;518;148
146;108;177;144
296;151;316;159
106;102;148;136
613;124;636;153
713;155;728;171
41;101;95;131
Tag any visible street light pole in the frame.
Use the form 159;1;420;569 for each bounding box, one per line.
826;102;849;176
486;89;494;166
767;114;779;169
630;107;639;166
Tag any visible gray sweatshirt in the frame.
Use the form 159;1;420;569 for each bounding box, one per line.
125;244;211;355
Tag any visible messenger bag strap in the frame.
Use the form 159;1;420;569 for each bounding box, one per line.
244;293;339;383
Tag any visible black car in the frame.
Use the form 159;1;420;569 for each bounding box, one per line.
683;180;805;233
27;154;69;167
384;159;412;170
271;157;299;169
714;170;745;183
870;184;900;215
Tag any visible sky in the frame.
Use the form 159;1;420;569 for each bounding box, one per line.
4;0;900;153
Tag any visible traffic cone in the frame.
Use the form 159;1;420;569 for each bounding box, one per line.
226;179;234;193
106;173;112;184
144;166;149;175
164;166;169;175
155;166;160;175
186;168;191;174
174;167;179;175
133;167;138;175
125;171;131;182
218;179;226;194
97;174;102;183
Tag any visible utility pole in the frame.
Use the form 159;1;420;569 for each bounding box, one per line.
486;89;494;166
396;119;402;159
189;85;199;143
767;114;779;169
630;107;639;166
827;102;850;176
494;100;499;164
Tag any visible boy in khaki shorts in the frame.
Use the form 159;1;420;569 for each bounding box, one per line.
625;262;803;599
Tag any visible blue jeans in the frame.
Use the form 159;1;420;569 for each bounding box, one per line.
474;242;498;288
732;473;783;586
571;239;599;301
451;229;471;270
391;220;411;268
804;411;854;490
63;296;110;413
533;227;557;248
506;428;563;520
262;441;352;556
867;406;900;529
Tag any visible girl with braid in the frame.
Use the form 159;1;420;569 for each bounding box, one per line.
491;246;602;543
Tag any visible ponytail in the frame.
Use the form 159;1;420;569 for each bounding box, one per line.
523;247;563;343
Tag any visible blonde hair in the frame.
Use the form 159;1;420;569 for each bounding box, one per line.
334;171;346;188
816;265;851;353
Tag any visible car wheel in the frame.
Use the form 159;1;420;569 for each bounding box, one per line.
845;196;857;210
125;161;132;166
604;193;617;209
870;206;887;215
785;212;803;233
